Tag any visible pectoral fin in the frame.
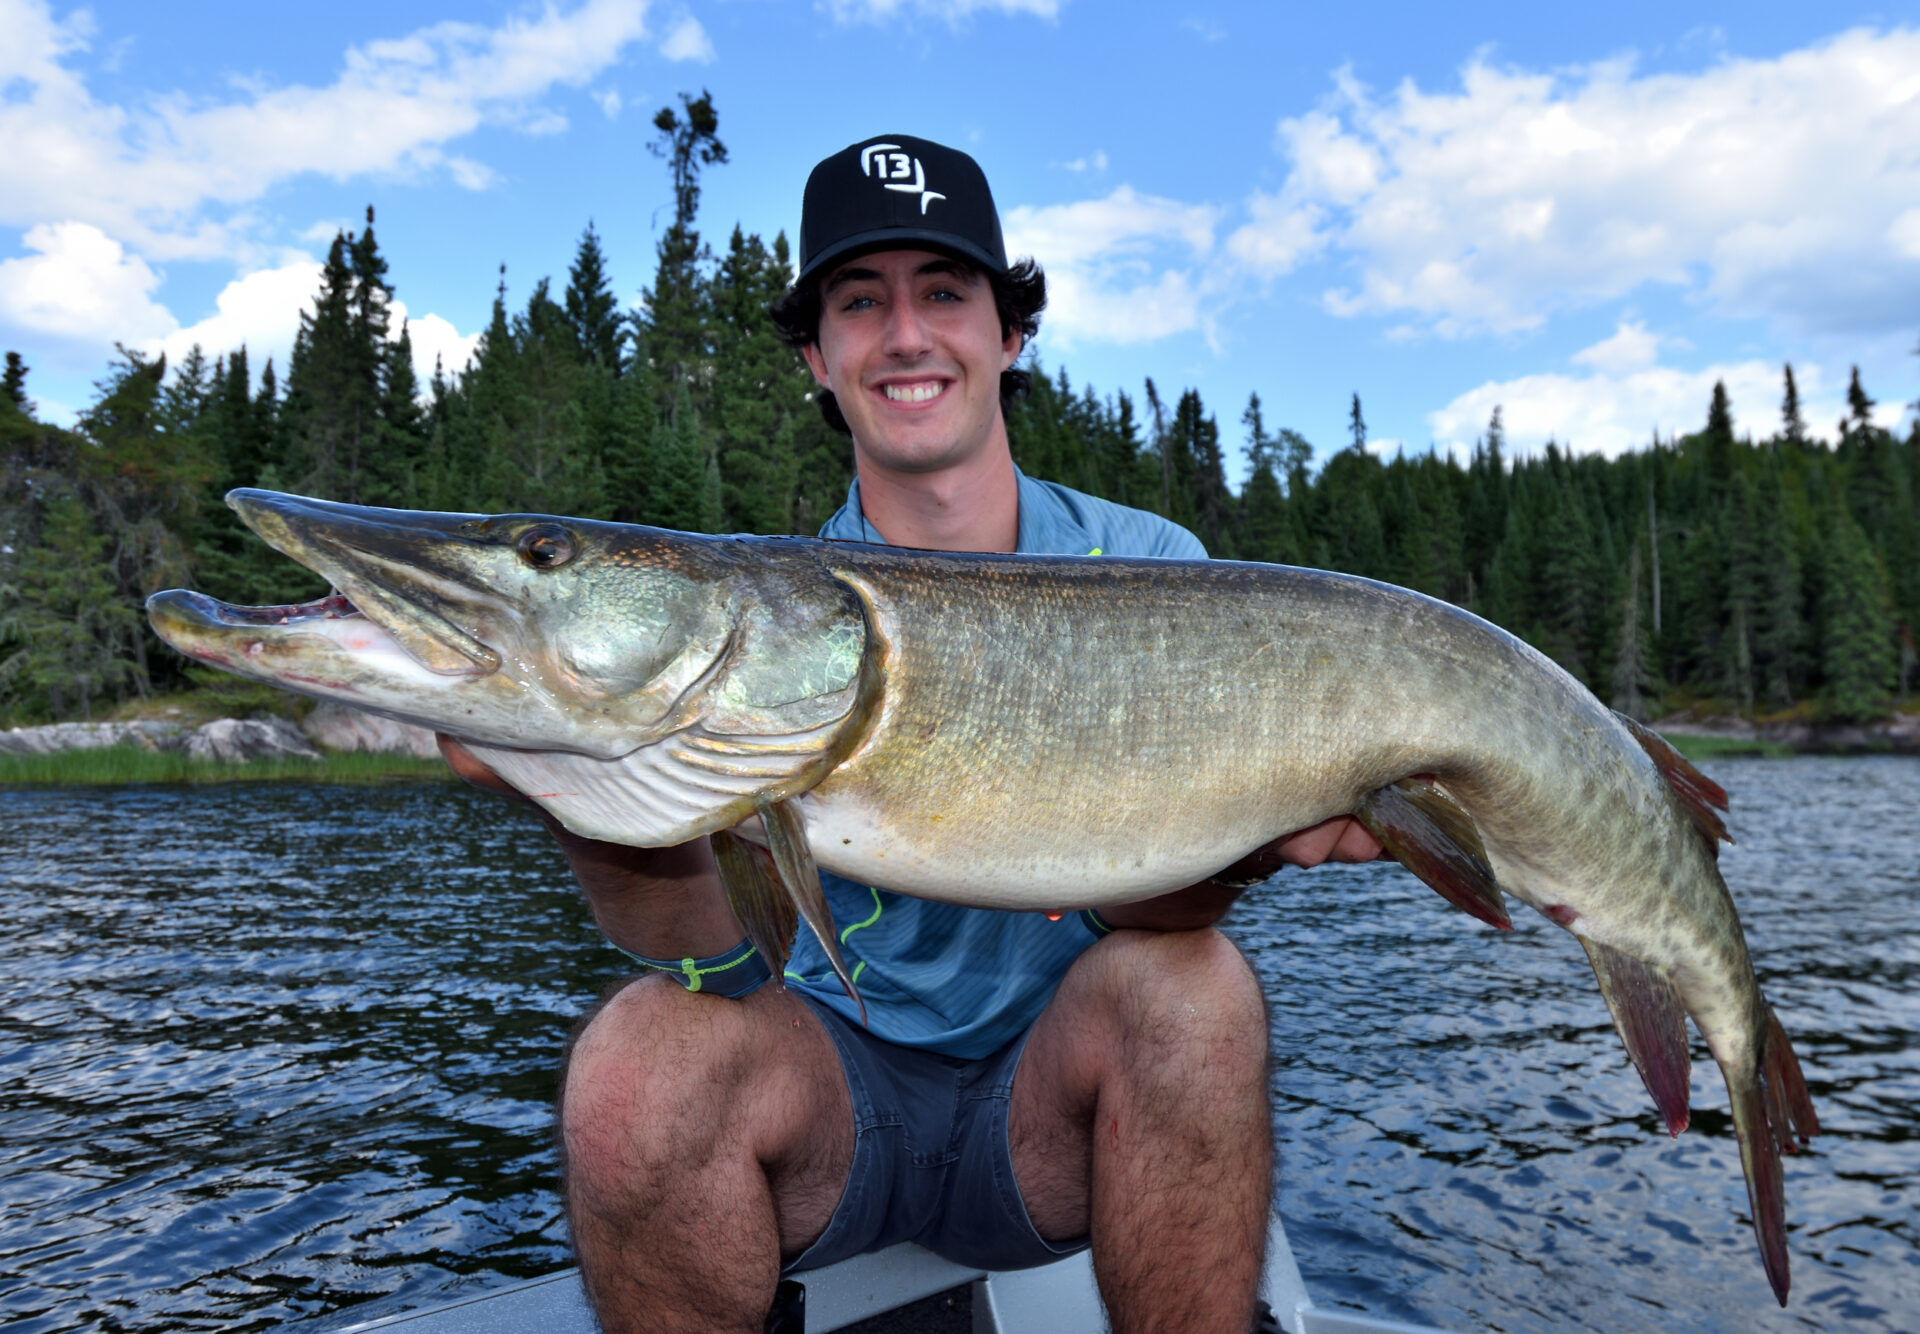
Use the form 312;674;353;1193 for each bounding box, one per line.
758;797;866;1024
1358;778;1510;930
1580;937;1692;1137
712;829;797;981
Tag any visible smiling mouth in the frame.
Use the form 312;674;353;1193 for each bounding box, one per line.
881;381;947;404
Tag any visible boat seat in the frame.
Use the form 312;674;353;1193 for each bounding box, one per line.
331;1214;1450;1334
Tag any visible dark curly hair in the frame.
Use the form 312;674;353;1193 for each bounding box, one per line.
768;255;1046;436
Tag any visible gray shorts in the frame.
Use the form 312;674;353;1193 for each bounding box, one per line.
781;992;1090;1275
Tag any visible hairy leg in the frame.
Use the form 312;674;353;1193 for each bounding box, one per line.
1010;928;1272;1333
559;977;854;1334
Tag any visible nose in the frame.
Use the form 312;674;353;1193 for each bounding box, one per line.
879;294;932;359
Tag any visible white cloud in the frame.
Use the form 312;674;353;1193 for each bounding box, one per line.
595;88;624;119
825;0;1062;24
1060;150;1109;174
0;221;175;343
1570;319;1662;374
1003;186;1218;346
1427;351;1910;459
139;263;477;401
1226;192;1325;275
151;260;322;370
401;308;482;384
0;0;658;261
1265;28;1920;337
1888;207;1920;260
659;15;715;62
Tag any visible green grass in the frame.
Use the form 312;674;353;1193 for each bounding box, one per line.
0;746;453;787
1659;732;1796;761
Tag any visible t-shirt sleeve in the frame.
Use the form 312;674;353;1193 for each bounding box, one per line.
1105;503;1207;559
1055;483;1208;560
1148;521;1208;560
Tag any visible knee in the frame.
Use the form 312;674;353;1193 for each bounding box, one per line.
1087;928;1267;1069
560;976;758;1181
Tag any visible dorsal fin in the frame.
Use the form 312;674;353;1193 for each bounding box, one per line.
1614;712;1730;854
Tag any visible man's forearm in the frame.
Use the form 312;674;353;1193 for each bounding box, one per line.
558;831;744;961
1095;879;1245;932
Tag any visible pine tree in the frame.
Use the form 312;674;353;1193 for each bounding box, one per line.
281;233;357;499
1348;393;1366;453
565;221;625;371
160;344;213;437
645;90;728;394
1;352;28;415
1780;364;1806;444
1463;406;1508;601
1173;388;1231;554
1703;379;1736;482
1752;463;1804;707
379;321;428;504
710;225;816;532
1721;471;1763;713
0;491;139;720
1846;366;1875;432
471;277;607;517
1817;506;1895;723
1611;538;1654;720
1238;393;1288;562
647;381;711;530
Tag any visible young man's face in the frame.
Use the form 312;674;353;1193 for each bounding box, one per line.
801;248;1022;477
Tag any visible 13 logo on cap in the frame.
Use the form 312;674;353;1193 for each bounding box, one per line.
860;143;947;215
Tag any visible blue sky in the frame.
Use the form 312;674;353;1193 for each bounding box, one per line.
4;0;1917;478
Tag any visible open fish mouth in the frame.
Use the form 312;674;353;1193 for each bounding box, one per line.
148;490;508;679
190;588;365;629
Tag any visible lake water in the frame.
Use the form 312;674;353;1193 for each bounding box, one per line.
1;757;1915;1332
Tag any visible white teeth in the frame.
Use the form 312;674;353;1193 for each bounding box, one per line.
883;382;944;403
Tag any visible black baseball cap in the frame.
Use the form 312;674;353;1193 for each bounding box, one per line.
797;134;1009;286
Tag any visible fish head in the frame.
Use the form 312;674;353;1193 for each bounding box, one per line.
146;490;744;759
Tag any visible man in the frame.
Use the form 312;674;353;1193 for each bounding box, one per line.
443;134;1380;1333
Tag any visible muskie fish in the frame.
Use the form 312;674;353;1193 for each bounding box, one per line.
148;490;1818;1303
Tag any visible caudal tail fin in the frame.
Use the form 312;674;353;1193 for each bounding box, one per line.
1728;1003;1819;1306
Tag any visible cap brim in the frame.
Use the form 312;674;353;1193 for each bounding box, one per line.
797;229;1005;286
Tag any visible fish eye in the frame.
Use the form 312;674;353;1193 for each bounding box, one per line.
516;524;575;570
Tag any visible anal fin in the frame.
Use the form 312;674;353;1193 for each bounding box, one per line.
1358;778;1510;930
758;797;866;1025
712;829;797;982
1614;711;1731;854
1579;938;1692;1137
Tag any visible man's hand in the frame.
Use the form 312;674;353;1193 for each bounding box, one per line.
437;734;740;959
1093;814;1386;932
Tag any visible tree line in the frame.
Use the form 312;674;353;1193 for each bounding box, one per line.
2;93;1915;727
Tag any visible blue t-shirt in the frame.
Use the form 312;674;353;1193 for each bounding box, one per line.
783;467;1206;1057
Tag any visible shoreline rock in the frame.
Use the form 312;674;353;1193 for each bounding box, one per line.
1653;709;1920;755
0;720;191;755
300;702;440;759
1;704;437;764
183;717;321;764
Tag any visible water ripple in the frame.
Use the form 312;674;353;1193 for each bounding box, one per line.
1;757;1916;1331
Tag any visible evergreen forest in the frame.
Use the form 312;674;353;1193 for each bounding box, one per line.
3;93;1916;729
